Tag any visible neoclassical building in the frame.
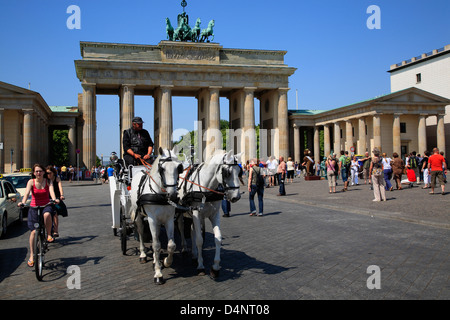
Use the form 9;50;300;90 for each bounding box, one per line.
389;44;450;157
0;81;79;173
288;87;449;164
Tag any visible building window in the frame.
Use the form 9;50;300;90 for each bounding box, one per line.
400;122;406;133
416;73;421;83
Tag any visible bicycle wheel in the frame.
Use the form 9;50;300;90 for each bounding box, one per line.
34;229;45;281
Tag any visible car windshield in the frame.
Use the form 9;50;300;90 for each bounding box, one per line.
3;176;30;189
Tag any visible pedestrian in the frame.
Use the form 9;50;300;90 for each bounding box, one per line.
350;155;359;186
369;148;386;201
221;197;231;218
320;157;327;178
277;156;286;196
17;164;60;267
107;164;114;178
286;157;295;183
60;164;67;181
68;165;74;182
381;153;393;191
326;154;337;193
361;152;372;185
421;150;431;189
338;150;350;192
440;151;448;182
248;159;264;216
45;166;67;238
428;148;448;195
391;152;404;190
406;151;420;187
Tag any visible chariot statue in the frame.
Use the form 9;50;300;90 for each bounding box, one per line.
164;1;215;43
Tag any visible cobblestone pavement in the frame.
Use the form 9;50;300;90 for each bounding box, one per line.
0;176;449;302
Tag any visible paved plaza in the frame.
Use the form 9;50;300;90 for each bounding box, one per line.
0;175;449;303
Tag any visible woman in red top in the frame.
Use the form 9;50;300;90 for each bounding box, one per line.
18;164;59;267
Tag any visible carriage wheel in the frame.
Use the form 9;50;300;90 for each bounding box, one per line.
119;207;127;255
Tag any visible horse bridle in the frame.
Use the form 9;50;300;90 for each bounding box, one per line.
218;156;243;192
157;156;183;189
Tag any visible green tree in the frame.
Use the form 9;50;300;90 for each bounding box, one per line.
51;129;69;165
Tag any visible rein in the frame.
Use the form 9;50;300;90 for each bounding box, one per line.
179;167;225;196
139;158;166;193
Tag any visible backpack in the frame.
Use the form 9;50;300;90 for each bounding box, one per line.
253;167;265;187
409;156;417;168
344;156;351;170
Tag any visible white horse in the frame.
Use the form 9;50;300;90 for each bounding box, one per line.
177;150;242;279
129;146;183;285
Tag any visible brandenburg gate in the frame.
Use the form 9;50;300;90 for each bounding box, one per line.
74;40;296;168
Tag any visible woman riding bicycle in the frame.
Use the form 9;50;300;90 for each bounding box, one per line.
18;164;59;267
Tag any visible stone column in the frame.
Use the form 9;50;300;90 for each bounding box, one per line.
0;109;4;172
68;123;77;166
205;86;221;159
293;124;300;163
323;124;331;158
32;113;38;165
358;117;366;155
373;114;381;151
418;114;427;154
159;85;173;150
314;126;320;165
243;87;256;162
81;83;97;169
393;114;401;156
333;122;341;154
23;109;34;169
437;114;446;153
39;118;45;164
278;88;289;159
120;84;135;156
346;120;353;153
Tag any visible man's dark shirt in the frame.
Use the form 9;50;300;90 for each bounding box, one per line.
122;128;154;157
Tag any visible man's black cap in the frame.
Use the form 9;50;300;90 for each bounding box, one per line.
132;117;144;124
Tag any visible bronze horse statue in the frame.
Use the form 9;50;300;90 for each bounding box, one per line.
200;19;215;42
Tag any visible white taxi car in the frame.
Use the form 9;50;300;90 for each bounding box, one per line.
1;168;32;215
0;176;23;238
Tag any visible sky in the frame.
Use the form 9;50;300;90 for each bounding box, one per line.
1;0;449;159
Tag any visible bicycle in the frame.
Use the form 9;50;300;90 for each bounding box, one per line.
20;200;55;281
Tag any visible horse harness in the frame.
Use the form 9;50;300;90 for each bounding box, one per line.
135;154;242;216
136;155;183;208
179;155;242;206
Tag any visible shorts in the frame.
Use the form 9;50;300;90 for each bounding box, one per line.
430;170;445;188
341;168;348;182
287;170;294;179
27;205;55;231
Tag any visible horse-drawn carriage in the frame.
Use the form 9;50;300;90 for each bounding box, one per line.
108;148;243;284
